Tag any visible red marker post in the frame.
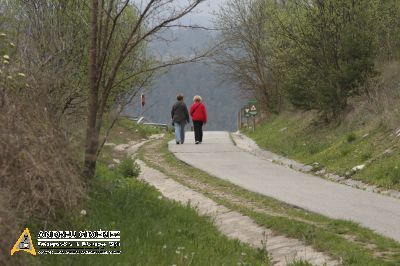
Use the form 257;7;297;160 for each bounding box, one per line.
140;94;145;116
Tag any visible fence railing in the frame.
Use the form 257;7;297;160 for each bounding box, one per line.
121;115;170;131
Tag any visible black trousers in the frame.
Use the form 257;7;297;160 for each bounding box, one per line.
193;121;204;142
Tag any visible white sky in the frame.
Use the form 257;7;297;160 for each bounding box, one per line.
179;0;228;26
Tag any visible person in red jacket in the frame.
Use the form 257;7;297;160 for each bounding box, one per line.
190;95;207;144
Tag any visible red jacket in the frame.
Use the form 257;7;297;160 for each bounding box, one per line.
190;102;207;123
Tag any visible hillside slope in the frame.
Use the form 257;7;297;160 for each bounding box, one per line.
245;111;400;190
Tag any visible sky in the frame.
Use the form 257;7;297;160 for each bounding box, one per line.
178;0;228;26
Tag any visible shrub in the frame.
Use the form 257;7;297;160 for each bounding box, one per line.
346;132;357;143
361;152;372;161
0;90;85;265
117;158;141;178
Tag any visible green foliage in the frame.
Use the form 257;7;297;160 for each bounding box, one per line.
287;260;312;266
0;32;28;91
215;0;400;120
140;138;400;266
268;0;377;117
37;165;269;265
117;158;140;178
346;132;357;143
96;158;140;180
246;113;400;189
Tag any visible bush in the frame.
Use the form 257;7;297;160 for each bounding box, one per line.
117;158;141;178
346;132;357;143
0;90;85;265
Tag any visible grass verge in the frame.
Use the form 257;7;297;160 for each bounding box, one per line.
33;165;268;266
244;112;400;190
138;136;400;266
30;125;269;266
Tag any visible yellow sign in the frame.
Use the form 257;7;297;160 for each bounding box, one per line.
11;228;36;256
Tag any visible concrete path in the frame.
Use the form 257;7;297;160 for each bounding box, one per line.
137;160;337;266
169;131;400;242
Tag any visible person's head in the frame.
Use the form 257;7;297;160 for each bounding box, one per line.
193;95;202;103
176;94;184;101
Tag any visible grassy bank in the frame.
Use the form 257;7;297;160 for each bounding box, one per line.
245;112;400;190
34;166;268;266
139;137;400;266
31;120;269;266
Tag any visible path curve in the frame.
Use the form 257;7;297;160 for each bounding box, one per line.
169;131;400;242
138;160;337;265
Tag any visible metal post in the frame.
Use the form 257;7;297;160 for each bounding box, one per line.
252;116;255;132
237;110;241;131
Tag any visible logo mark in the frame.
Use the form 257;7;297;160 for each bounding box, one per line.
11;228;36;256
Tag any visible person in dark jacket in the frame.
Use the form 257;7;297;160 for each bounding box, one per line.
190;95;207;144
171;94;190;144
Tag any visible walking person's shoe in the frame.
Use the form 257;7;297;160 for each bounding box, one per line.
195;141;200;144
176;141;180;145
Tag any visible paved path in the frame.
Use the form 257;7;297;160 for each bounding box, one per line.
137;160;337;266
169;131;400;242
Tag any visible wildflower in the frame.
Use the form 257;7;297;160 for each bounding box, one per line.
157;231;162;235
7;75;12;79
184;255;188;259
157;196;162;200
177;246;185;250
162;244;167;249
0;33;6;37
175;250;180;254
3;55;10;60
80;209;87;216
10;42;15;47
17;72;26;77
3;60;9;64
241;252;247;256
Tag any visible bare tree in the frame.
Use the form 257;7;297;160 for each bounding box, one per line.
2;0;89;121
214;0;282;113
84;0;206;178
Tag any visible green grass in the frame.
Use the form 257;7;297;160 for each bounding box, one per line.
138;137;400;266
244;112;400;189
98;117;163;165
32;163;268;266
102;116;162;145
26;119;269;266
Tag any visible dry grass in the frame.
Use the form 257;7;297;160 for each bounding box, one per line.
363;60;400;128
0;90;85;265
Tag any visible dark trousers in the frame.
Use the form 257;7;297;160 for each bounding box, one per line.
193;121;204;142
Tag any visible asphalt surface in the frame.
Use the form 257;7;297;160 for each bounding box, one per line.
169;131;400;242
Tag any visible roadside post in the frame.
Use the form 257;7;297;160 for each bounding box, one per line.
248;99;258;132
140;93;145;116
244;106;251;129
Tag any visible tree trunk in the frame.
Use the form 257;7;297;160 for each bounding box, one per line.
83;0;99;179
